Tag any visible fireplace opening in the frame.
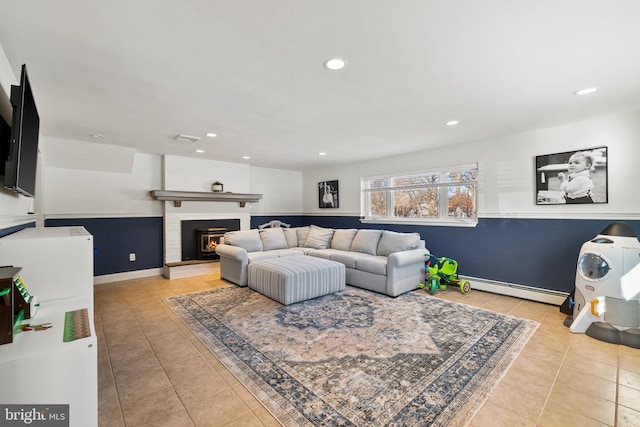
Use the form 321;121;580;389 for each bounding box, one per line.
196;228;226;260
181;219;240;261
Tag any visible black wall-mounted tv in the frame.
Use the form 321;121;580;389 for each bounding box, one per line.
4;64;40;198
0;112;10;177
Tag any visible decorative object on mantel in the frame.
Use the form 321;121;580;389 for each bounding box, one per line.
212;181;224;192
150;190;263;207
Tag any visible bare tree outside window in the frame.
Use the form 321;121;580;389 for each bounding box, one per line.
362;164;478;225
447;169;477;218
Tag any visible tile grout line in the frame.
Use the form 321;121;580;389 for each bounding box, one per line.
130;283;199;427
97;288;127;426
534;313;572;426
614;347;620;427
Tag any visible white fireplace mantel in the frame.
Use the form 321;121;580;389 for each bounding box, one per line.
150;190;263;207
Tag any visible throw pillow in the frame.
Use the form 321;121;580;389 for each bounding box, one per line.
377;230;421;256
350;229;382;255
295;226;311;246
283;228;299;248
223;229;263;252
259;228;289;251
330;229;358;251
302;225;335;249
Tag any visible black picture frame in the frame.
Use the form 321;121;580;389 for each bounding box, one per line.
535;146;608;205
319;180;339;208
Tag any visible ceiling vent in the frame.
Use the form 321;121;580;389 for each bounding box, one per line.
175;134;201;143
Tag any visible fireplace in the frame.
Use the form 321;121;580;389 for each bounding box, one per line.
196;228;226;260
181;219;240;261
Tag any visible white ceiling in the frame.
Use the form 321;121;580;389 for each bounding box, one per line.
1;0;640;171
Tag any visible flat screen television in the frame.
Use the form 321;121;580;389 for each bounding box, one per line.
0;112;10;177
4;64;40;198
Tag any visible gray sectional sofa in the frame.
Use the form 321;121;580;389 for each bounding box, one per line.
215;225;428;297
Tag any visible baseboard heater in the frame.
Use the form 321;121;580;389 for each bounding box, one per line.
459;275;568;306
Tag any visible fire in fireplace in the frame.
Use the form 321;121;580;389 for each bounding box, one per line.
196;228;227;260
180;219;240;262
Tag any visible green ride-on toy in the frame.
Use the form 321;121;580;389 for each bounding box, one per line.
418;253;471;295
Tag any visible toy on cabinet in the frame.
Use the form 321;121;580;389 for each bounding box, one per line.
0;269;14;345
0;266;35;345
12;273;37;320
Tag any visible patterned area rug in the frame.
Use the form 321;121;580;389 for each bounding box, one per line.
165;286;538;426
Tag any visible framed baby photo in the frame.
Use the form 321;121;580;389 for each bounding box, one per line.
535;146;608;205
318;180;339;208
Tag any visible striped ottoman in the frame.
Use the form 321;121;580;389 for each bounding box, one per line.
247;256;345;305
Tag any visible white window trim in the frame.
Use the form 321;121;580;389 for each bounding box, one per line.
360;218;478;227
360;163;479;227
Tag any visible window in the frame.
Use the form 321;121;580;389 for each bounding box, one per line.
361;163;478;226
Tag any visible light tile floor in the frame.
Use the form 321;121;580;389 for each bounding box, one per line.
96;273;640;426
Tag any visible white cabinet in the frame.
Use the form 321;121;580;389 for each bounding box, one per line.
0;227;93;302
0;227;96;427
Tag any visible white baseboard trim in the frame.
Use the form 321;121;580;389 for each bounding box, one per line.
460;275;568;306
94;268;163;285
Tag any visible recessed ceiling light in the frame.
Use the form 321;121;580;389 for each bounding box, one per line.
242;156;250;160
205;132;217;138
445;120;460;126
195;149;205;153
574;87;598;96
318;152;327;156
323;58;347;71
91;133;105;138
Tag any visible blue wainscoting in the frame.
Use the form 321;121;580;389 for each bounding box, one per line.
45;217;163;277
0;221;35;238
23;214;638;290
252;215;640;294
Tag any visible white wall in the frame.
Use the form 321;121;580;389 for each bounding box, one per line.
303;109;640;220
250;166;302;215
163;155;251;193
161;155;303;216
162;155;252;216
40;139;163;217
39;149;303;218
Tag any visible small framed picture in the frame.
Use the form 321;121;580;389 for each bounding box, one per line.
535;146;608;205
319;180;339;208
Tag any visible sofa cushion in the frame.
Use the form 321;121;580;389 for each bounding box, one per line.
224;229;263;252
247;251;278;263
330;251;372;269
306;249;333;260
377;230;421;256
330;229;358;251
302;225;335;249
350;229;383;255
283;228;299;248
259;228;288;251
295;227;311;246
270;248;307;257
355;256;388;275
